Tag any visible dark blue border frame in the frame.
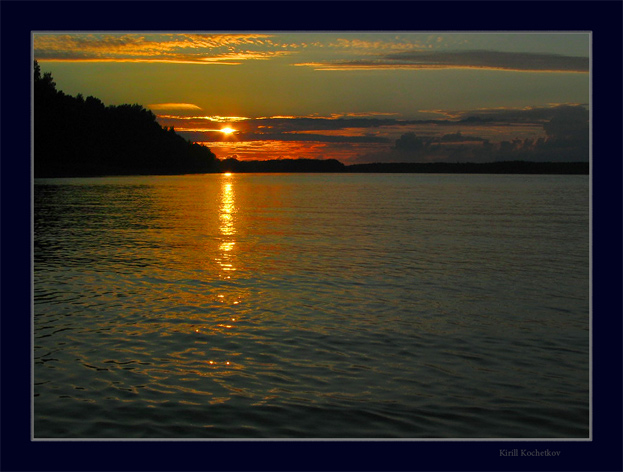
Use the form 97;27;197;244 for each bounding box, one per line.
2;2;621;471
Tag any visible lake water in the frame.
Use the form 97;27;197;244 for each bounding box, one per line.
33;173;590;439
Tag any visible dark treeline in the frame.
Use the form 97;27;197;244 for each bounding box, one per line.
344;161;589;175
218;159;588;174
34;61;218;177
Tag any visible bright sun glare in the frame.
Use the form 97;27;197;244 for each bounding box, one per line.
221;127;236;135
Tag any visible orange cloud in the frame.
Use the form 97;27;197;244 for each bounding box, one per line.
328;37;431;53
202;140;385;163
33;33;292;64
147;103;202;111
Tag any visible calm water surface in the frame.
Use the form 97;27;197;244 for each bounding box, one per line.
34;173;590;438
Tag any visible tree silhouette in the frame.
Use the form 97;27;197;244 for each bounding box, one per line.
34;61;218;177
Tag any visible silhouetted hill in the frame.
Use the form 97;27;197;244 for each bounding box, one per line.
34;61;218;177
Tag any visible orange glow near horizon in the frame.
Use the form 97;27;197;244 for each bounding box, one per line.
201;139;389;164
220;127;236;135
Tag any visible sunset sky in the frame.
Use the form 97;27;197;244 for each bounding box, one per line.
33;32;590;163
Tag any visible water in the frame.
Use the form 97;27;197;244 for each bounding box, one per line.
33;173;590;439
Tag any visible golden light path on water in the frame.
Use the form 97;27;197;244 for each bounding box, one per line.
191;173;240;372
217;173;237;279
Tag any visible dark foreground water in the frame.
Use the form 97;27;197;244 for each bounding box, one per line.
34;173;590;439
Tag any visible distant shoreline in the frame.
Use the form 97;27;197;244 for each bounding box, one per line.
343;161;589;175
34;160;589;178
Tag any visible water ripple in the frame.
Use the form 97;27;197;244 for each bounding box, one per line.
34;174;589;438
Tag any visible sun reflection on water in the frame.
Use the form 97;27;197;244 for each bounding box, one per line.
216;175;237;278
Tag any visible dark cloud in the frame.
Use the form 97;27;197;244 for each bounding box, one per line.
177;129;389;144
542;105;589;139
308;50;589;72
458;104;589;123
251;117;415;132
352;105;589;164
354;132;493;164
386;50;589;72
159;116;417;134
394;132;424;151
239;132;389;143
162;106;588;138
169;104;588;164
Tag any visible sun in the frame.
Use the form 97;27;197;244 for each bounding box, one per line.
220;127;236;135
